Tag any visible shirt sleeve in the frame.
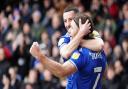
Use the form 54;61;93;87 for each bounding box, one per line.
58;36;70;49
68;51;86;71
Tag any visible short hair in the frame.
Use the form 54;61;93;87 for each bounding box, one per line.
73;13;94;33
63;5;79;13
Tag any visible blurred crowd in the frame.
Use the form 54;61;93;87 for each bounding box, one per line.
0;0;128;89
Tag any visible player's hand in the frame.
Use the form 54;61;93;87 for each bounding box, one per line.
78;19;91;37
29;42;41;59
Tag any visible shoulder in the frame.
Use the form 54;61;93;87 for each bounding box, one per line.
59;33;70;40
60;33;71;39
58;33;71;47
79;47;90;55
69;49;87;70
79;47;91;59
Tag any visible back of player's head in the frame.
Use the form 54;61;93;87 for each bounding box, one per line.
63;5;79;14
73;13;94;33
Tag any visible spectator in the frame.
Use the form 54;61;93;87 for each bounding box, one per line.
20;2;31;23
12;33;31;79
8;67;21;89
40;31;51;56
22;23;33;46
103;41;112;63
31;10;46;41
2;74;11;89
0;17;10;43
107;0;119;19
112;45;123;62
21;69;40;89
0;47;10;83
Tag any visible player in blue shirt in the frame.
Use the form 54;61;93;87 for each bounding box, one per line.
58;5;104;62
29;13;107;89
66;49;106;89
65;13;106;89
33;5;103;69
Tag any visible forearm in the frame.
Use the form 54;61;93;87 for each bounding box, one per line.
81;38;104;51
38;52;67;78
60;34;82;59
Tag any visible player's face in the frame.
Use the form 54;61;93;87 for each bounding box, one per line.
63;11;76;33
68;20;79;37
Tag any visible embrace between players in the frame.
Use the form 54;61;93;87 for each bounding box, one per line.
29;5;107;89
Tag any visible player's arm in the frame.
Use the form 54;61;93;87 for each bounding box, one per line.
80;30;104;51
60;19;91;59
81;38;104;52
38;55;77;78
30;42;77;78
60;33;84;59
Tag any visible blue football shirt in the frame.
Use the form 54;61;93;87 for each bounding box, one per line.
58;33;71;49
66;48;107;89
58;33;71;61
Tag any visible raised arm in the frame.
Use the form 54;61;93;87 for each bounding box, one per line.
60;24;104;59
30;42;77;78
60;33;84;59
60;19;91;59
60;36;104;59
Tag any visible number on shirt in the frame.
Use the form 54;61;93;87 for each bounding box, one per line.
93;67;102;89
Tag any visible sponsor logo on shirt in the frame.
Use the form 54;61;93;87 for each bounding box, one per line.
72;52;80;60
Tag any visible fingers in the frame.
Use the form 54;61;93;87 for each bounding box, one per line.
29;42;40;58
33;42;39;46
78;18;92;36
85;20;91;30
79;19;91;28
29;42;39;53
87;23;91;28
79;19;82;27
85;19;89;25
79;19;90;26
